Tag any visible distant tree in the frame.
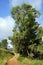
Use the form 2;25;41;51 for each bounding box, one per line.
10;4;42;56
1;39;7;49
0;42;1;48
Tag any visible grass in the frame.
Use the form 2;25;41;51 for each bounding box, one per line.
22;58;43;65
17;55;25;62
0;47;43;65
0;48;13;65
17;55;43;65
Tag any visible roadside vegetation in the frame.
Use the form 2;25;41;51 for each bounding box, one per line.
0;48;14;65
17;55;43;65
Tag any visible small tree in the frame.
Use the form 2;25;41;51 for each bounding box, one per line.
0;42;1;48
10;4;42;56
1;39;7;49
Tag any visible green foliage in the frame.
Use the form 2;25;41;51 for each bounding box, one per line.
18;55;43;65
1;39;7;49
22;58;43;65
36;27;43;40
0;49;13;65
10;4;43;57
17;55;25;62
0;42;1;47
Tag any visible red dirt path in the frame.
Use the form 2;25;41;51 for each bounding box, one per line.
7;53;22;65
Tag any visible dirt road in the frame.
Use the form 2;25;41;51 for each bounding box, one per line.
7;53;22;65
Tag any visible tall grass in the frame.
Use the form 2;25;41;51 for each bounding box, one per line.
18;55;43;65
0;49;13;65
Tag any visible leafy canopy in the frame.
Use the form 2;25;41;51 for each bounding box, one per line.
10;4;42;56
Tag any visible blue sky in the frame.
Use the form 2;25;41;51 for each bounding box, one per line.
0;0;10;17
0;0;43;41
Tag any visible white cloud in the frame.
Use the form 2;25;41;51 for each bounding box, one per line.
9;0;18;6
27;0;42;10
0;16;14;41
42;37;43;41
9;0;42;10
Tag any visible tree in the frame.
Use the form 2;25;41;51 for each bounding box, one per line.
1;39;7;49
10;4;41;56
0;42;1;48
38;27;43;39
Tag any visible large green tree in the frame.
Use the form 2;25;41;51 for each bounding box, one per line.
10;4;42;56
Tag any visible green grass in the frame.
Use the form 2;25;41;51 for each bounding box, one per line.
0;49;13;65
22;58;43;65
17;55;25;62
18;55;43;65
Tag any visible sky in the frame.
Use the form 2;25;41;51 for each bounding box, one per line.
0;0;43;41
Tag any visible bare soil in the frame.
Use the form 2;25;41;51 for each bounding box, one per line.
7;53;22;65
